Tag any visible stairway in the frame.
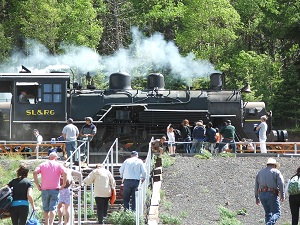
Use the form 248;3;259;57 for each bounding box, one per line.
71;164;123;224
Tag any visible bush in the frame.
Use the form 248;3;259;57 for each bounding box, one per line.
159;213;181;224
218;206;243;225
106;210;144;225
161;153;175;168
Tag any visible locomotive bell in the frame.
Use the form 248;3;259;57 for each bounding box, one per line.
240;83;251;93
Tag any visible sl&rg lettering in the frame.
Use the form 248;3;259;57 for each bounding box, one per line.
26;109;55;116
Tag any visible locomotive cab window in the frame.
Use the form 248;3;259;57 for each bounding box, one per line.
16;82;39;104
43;84;62;103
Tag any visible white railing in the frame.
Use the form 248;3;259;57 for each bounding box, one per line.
167;140;300;154
135;138;153;225
82;138;153;225
67;139;88;225
81;138;120;223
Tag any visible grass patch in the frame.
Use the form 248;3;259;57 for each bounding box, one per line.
159;189;188;224
218;206;243;225
161;153;175;168
218;152;236;158
194;149;212;159
159;213;181;224
0;157;44;224
106;210;144;225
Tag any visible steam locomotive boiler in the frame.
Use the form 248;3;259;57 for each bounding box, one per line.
0;69;278;159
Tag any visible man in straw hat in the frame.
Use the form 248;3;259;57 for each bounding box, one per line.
255;158;285;225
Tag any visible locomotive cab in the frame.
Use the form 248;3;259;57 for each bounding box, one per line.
0;72;70;140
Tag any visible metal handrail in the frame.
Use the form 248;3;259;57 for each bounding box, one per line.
135;137;153;225
167;140;300;154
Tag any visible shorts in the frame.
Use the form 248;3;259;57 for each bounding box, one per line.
59;188;71;205
42;189;60;211
168;142;176;147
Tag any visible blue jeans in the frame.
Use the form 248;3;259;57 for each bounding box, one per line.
218;139;236;153
123;179;140;211
191;139;205;153
259;192;281;225
66;141;77;158
183;137;191;153
41;189;59;211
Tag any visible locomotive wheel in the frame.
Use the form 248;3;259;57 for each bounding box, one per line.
98;142;128;152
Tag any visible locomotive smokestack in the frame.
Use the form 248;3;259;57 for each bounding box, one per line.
210;73;222;90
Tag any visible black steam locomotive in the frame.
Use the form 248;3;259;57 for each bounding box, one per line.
0;68;284;157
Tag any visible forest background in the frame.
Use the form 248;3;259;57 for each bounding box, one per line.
0;0;299;130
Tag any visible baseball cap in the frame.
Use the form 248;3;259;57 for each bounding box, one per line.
67;118;74;123
131;151;138;156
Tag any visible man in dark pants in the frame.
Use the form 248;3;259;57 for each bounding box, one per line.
119;151;146;211
255;158;285;225
218;120;236;153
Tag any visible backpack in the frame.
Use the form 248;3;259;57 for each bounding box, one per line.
0;186;13;219
288;175;300;195
174;129;182;141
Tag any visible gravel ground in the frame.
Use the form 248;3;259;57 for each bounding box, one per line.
159;154;300;225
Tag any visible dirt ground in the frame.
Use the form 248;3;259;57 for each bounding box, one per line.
159;154;299;225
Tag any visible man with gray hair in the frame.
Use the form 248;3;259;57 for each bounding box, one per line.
62;118;79;159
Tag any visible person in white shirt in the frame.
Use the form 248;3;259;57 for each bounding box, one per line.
166;124;176;155
62;118;79;159
33;129;43;152
256;115;268;153
119;151;146;211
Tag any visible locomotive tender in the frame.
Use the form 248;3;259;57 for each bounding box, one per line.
0;68;281;157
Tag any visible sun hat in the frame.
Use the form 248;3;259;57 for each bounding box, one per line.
85;117;93;123
266;158;280;168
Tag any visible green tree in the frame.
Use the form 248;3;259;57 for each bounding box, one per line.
272;64;300;127
176;0;241;64
3;0;102;54
97;0;134;55
222;50;281;106
0;23;12;62
128;0;184;39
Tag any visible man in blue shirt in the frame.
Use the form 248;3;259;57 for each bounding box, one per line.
119;151;146;211
191;120;206;153
78;117;97;162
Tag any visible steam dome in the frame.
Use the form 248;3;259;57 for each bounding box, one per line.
109;72;132;90
146;73;165;90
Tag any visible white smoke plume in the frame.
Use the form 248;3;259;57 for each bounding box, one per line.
0;27;218;81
